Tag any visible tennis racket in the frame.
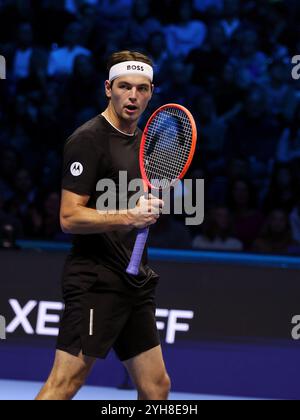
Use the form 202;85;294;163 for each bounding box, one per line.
126;103;197;276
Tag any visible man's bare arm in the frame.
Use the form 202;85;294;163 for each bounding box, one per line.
60;189;163;235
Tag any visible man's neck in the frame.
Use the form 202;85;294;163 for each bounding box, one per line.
102;105;137;135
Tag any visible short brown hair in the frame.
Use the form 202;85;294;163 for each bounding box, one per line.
107;50;153;73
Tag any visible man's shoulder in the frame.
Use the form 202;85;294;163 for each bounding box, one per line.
65;115;107;149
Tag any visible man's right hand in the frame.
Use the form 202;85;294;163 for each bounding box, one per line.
127;194;164;229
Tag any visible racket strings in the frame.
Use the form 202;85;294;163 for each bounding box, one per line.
145;112;192;163
143;107;193;188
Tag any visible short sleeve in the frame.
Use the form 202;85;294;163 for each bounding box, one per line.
62;131;102;196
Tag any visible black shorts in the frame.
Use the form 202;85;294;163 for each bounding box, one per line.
56;255;160;362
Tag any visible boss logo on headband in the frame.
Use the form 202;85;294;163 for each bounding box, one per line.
127;65;144;72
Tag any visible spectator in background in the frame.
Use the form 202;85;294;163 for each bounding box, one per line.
0;1;32;43
36;89;64;150
42;191;63;240
187;22;228;87
98;0;133;22
164;0;207;58
40;150;62;190
148;215;193;249
220;0;241;39
0;224;20;249
194;0;223;14
151;0;180;24
7;95;36;153
226;88;282;165
97;30;128;67
214;61;245;115
60;54;100;129
48;22;91;77
128;0;162;47
227;178;264;250
229;28;269;88
10;169;37;217
36;0;76;46
78;2;100;50
227;158;250;181
192;206;243;251
95;1;134;44
16;49;48;97
64;0;98;16
263;163;298;214
0;193;23;242
12;22;34;80
146;31;169;81
193;93;227;166
253;1;289;57
266;59;297;122
289;161;300;219
9;96;36;157
160;59;200;105
22;200;43;238
22;190;63;240
253;209;298;255
290;197;300;245
276;106;300;163
0;148;20;202
205;158;248;209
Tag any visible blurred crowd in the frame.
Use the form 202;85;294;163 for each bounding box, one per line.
1;0;300;255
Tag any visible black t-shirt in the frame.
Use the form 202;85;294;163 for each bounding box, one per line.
62;114;158;288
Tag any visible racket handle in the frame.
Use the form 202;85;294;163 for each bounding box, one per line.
126;228;149;276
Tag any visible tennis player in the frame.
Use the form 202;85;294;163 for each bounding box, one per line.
36;51;170;400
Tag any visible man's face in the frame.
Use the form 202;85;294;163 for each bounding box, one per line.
105;75;153;123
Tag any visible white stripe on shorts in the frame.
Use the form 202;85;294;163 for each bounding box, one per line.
89;309;94;336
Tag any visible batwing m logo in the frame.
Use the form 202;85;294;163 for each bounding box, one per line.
70;162;83;176
0;55;6;79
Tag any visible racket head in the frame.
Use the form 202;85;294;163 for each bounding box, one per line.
139;103;197;191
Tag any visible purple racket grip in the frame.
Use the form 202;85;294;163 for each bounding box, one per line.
126;227;149;276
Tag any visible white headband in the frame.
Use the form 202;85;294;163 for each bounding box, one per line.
109;61;153;83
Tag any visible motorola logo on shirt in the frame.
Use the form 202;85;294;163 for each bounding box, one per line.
70;162;83;176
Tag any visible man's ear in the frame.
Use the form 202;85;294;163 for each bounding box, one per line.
105;80;112;99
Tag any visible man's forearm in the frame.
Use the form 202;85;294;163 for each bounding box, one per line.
61;206;131;235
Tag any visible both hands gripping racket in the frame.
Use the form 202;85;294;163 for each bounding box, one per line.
126;103;197;276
